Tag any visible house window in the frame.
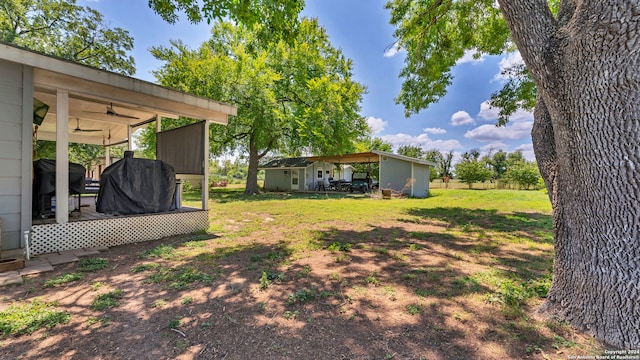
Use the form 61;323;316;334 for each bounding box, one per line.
317;170;323;178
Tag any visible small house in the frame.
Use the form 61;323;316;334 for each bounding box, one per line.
260;158;336;191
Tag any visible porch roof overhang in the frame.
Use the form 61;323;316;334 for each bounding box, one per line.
0;42;237;145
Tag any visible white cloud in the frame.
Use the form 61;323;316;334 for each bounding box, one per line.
508;108;534;123
425;139;464;152
457;49;486;64
464;120;533;142
366;116;387;134
515;143;536;161
477;101;500;121
493;51;524;81
383;42;400;58
477;100;533;123
423;127;447;135
380;133;462;152
450;111;475;126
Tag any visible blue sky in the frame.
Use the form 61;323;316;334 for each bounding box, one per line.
81;0;534;161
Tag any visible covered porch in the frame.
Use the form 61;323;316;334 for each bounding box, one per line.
0;43;237;255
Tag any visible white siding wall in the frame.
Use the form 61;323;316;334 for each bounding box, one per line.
0;60;26;249
264;169;290;191
412;163;430;198
305;161;334;190
336;165;353;181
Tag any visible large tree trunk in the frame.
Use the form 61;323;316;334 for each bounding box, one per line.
244;134;260;195
500;0;640;348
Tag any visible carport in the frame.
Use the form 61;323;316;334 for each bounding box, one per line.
263;150;435;198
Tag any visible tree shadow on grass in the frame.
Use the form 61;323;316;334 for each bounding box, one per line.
201;188;373;203
0;222;586;360
405;207;553;244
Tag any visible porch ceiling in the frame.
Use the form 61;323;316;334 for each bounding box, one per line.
32;68;235;146
34;89;160;145
0;43;237;146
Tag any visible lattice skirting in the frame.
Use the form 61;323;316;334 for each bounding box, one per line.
30;210;208;255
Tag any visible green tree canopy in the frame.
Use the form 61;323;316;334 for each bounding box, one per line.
149;18;367;194
488;149;508;180
454;158;492;189
506;149;525;167
385;0;558;121
1;0;136;75
386;0;511;117
396;145;424;159
424;149;442;181
461;148;481;162
504;160;540;190
354;137;393;153
148;0;303;43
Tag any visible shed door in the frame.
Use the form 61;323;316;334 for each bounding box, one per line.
291;169;299;190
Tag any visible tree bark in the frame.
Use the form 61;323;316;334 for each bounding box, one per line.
499;0;640;348
531;95;557;206
244;133;260;195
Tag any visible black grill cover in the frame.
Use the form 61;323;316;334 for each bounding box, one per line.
33;159;86;196
33;159;86;215
96;158;177;215
33;159;86;195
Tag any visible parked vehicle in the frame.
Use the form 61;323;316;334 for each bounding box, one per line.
349;172;376;193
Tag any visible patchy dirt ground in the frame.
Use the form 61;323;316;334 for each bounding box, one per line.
0;198;604;360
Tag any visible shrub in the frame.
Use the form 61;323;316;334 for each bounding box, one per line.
504;161;541;190
455;160;493;189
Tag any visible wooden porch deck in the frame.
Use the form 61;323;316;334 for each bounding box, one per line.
32;195;200;225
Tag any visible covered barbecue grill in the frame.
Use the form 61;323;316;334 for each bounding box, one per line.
96;153;177;215
32;159;86;218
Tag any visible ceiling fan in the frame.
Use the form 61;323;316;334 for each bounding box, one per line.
84;103;139;119
73;118;101;133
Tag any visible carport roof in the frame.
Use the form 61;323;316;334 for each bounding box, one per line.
261;151;436;168
307;152;380;164
308;151;437;167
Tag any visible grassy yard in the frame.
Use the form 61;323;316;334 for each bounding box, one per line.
0;187;603;359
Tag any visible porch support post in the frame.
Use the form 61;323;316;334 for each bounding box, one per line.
104;141;110;166
156;114;161;133
55;89;69;224
127;124;132;151
202;120;209;210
